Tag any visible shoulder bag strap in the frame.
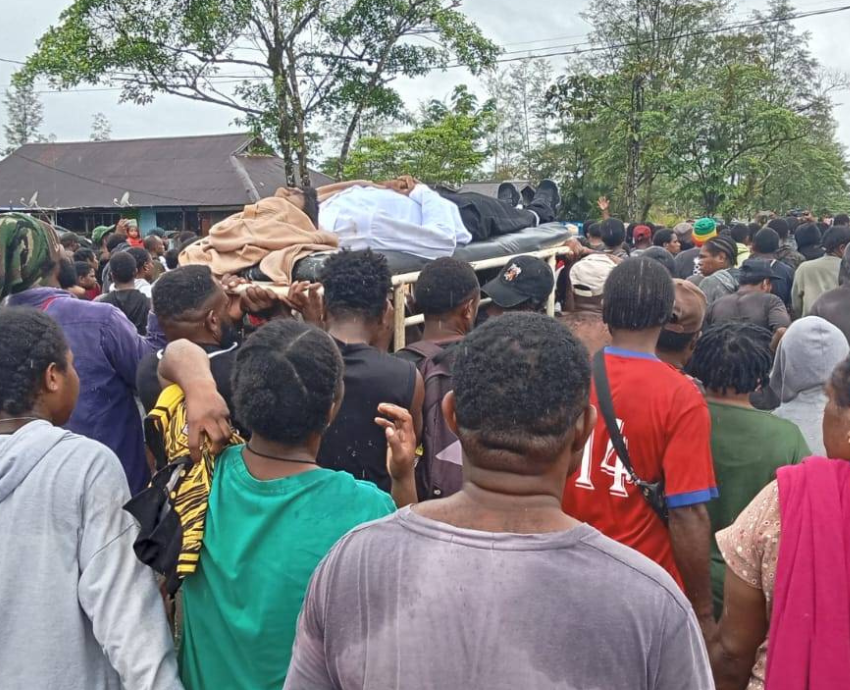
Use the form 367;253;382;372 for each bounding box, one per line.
592;349;641;485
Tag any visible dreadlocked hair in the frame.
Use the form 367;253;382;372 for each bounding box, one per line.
704;236;739;267
0;308;69;415
231;320;343;445
602;258;674;331
686;321;773;395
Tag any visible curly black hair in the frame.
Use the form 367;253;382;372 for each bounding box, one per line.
414;257;479;316
152;265;219;320
767;218;790;239
0;308;69;415
57;258;78;289
640;247;676;275
164;248;180;270
795;222;822;250
603;258;674;331
74;261;93;279
126;247;152;273
686;322;773;395
823;225;850;253
452;313;590;470
301;186;319;227
729;223;750;244
831;356;850;408
60;233;80;249
232;320;344;444
835;214;850;227
652;229;676;248
108;252;138;284
753;228;779;255
73;248;96;264
320;249;392;321
600;218;626;249
105;234;128;253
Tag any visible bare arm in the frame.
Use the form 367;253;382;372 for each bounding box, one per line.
410;369;425;442
375;403;418;507
669;503;717;640
158;339;232;462
710;570;768;690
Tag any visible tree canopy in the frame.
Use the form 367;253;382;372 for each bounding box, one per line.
21;0;498;184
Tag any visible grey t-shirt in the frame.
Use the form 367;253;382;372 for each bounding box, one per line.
284;507;713;690
706;291;791;332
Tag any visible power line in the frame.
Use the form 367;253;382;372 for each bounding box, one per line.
442;3;850;68
8;150;207;205
3;2;849;94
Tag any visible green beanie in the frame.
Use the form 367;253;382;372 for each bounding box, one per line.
693;218;717;246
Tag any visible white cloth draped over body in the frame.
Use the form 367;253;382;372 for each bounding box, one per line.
319;184;472;260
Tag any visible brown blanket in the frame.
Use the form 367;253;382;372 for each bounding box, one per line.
180;191;339;285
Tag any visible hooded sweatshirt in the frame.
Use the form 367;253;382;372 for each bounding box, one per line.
688;268;739;304
4;287;164;494
0;421;182;690
770;317;850;456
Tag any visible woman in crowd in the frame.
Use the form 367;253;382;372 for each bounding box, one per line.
0;308;181;690
687;322;810;618
689;235;740;303
171;319;417;690
712;355;850;689
768;316;849;456
652;228;681;255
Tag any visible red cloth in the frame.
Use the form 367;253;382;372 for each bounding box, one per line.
127;236;144;248
765;457;850;689
562;348;717;588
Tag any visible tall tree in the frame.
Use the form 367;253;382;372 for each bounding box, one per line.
90;112;112;141
22;0;498;185
3;80;45;154
336;84;494;184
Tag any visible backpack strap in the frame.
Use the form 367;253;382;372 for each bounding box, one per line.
402;339;455;365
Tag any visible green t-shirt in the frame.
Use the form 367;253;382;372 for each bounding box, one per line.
179;445;396;690
708;402;810;616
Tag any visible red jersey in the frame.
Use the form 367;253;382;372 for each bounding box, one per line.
562;347;717;588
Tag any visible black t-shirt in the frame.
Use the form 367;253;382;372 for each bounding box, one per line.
99;289;150;335
136;342;243;433
317;339;416;491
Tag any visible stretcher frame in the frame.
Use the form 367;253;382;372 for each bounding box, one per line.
390;246;563;350
233;245;565;351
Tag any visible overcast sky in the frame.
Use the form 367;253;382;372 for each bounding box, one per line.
2;0;850;150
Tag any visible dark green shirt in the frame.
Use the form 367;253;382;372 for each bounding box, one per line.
708;401;810;616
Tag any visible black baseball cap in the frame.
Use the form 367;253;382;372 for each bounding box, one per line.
482;255;555;308
739;258;781;282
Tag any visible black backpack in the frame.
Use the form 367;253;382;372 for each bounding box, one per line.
402;341;464;500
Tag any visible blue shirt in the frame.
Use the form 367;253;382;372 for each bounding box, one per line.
7;288;164;493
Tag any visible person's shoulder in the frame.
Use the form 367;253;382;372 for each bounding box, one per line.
578;528;694;613
48;430;126;486
318;469;397;514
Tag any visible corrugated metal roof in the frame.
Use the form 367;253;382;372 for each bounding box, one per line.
0;133;332;210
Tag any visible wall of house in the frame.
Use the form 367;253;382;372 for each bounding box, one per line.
139;208;158;235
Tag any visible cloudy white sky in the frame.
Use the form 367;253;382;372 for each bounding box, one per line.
2;0;849;150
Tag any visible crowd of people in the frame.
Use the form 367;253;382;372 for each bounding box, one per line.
1;185;850;690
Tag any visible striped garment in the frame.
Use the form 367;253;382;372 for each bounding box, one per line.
125;384;243;594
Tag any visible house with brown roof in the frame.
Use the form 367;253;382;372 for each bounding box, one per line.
0;132;332;235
